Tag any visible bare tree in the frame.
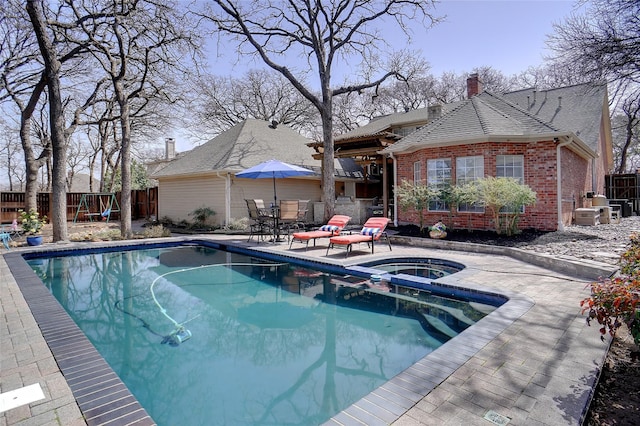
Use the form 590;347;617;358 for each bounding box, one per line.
512;63;591;90
193;69;318;138
0;119;25;190
614;92;640;173
198;0;440;219
471;66;518;94
68;0;201;237
547;0;640;173
548;0;639;94
26;0;71;241
1;0;51;209
65;137;91;190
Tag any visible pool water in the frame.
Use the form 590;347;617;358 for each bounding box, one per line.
364;258;465;279
28;245;491;425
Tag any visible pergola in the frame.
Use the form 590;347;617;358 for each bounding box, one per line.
308;131;401;218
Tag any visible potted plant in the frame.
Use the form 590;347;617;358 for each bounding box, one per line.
429;221;447;239
19;208;47;246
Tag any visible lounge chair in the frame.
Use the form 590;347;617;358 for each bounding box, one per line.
289;215;351;249
325;217;391;257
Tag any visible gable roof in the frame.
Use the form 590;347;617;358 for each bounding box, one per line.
382;83;605;158
152;119;319;178
335;103;461;141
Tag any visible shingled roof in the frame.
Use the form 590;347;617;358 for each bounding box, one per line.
152;119;319;178
502;83;607;153
382;82;606;156
335;103;461;141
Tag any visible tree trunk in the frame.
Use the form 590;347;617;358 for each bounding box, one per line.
27;0;68;242
320;100;335;222
115;81;132;238
16;78;49;212
616;97;640;174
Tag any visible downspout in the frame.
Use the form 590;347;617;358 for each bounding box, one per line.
389;152;398;226
556;137;572;231
216;171;231;226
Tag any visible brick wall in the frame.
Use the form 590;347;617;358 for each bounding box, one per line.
396;141;591;232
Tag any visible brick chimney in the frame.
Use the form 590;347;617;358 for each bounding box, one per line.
466;73;483;98
165;138;176;160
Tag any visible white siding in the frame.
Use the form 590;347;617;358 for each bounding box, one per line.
158;175;226;225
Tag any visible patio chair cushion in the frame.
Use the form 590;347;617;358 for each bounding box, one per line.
360;227;380;236
319;225;340;232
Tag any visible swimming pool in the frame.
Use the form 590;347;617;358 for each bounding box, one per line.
17;241;508;425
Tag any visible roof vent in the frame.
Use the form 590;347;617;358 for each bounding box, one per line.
428;104;442;120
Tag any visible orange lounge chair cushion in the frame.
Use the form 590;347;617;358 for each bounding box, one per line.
328;234;375;245
292;230;336;241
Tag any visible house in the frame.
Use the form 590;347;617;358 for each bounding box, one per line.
313;100;462;219
381;75;614;231
151;119;363;226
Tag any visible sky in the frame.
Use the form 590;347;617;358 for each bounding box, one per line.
208;0;582;78
182;0;583;151
418;0;581;76
415;0;580;75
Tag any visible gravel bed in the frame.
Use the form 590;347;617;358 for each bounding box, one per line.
514;215;640;266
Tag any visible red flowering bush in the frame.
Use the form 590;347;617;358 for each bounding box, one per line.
581;233;640;346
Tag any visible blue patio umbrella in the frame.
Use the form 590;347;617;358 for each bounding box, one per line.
235;159;315;205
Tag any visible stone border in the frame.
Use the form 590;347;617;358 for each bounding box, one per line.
389;235;618;281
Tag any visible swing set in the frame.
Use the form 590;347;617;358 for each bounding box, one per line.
73;193;121;223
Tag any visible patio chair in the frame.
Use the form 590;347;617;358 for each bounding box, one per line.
325;217;392;257
296;200;310;229
289;215;351;250
278;200;301;241
246;199;272;242
1;225;13;250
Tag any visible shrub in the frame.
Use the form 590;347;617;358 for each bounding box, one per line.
581;233;640;346
189;206;216;228
396;180;441;233
18;208;47;235
139;225;171;238
455;177;536;236
224;217;249;231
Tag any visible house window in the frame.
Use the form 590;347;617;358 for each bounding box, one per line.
456;156;484;212
496;155;524;182
496;155;525;212
413;161;421;183
427;158;451;211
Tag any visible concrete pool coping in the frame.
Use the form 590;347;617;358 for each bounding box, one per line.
1;235;615;425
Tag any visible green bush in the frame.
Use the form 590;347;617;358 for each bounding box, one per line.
396;179;441;233
455;177;536;236
189;206;216;228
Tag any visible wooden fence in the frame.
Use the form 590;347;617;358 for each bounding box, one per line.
0;188;158;224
